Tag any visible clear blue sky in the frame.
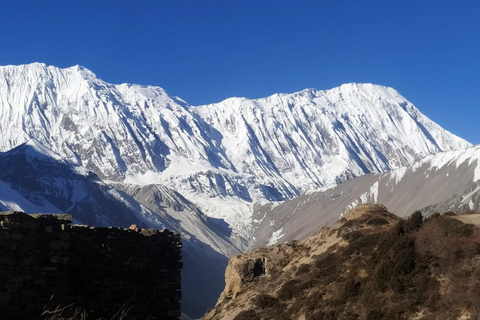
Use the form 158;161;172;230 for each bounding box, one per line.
1;0;478;144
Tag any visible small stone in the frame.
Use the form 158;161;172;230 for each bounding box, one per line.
129;224;139;232
140;229;158;237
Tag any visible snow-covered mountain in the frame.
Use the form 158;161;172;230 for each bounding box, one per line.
0;63;475;317
253;145;480;247
0;63;470;239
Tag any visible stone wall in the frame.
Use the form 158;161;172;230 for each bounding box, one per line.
0;211;182;320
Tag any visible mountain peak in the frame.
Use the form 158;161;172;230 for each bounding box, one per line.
0;62;99;84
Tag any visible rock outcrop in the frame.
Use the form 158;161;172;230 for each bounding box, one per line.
204;205;480;320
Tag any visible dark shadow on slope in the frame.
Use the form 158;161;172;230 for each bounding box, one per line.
181;238;229;318
400;102;442;150
0;142;142;227
0;141;234;318
192;111;238;172
204;215;233;239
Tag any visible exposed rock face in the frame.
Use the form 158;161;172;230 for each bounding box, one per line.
204;205;480;320
220;257;266;301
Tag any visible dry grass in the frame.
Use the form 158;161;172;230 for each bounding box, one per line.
42;300;132;320
203;208;480;320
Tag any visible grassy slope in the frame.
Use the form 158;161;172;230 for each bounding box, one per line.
203;205;480;320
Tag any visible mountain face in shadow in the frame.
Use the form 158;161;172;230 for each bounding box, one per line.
0;140;143;227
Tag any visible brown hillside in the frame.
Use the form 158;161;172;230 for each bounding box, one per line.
202;204;480;320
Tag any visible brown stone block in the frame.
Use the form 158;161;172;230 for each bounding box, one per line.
131;261;147;269
0;256;17;266
49;256;70;264
10;233;23;241
0;230;10;239
56;232;70;240
48;240;70;250
0;291;11;305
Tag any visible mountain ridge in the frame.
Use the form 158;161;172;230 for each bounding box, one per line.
252;145;480;247
0;63;472;238
0;62;476;317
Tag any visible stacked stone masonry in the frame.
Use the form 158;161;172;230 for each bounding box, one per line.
0;211;182;320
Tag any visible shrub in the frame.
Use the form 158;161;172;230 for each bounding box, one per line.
366;310;383;320
415;217;479;262
306;310;337;320
344;233;381;255
252;294;280;309
392;247;416;276
343;230;364;242
438;216;474;237
374;260;394;291
404;211;423;233
313;253;342;286
367;217;389;226
342;219;355;228
296;263;311;275
277;279;302;301
341;277;362;300
299;279;320;291
233;309;260;320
